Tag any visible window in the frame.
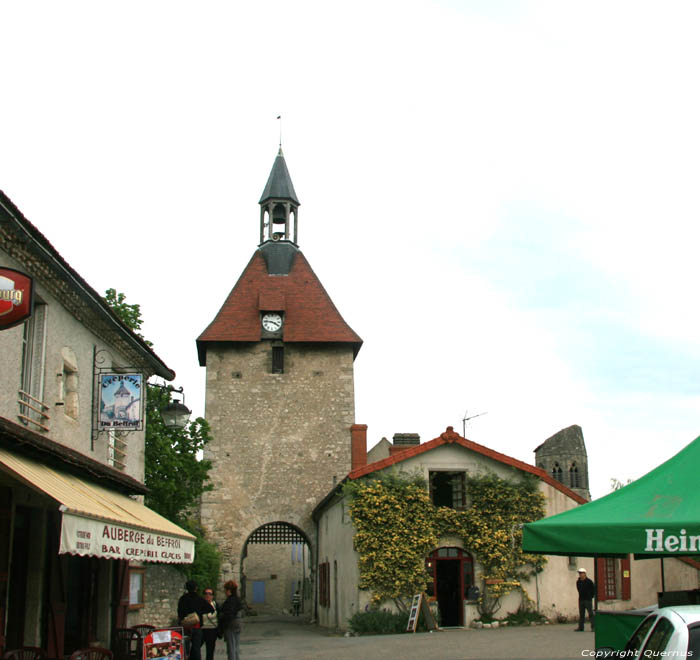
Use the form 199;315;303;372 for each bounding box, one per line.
687;624;700;657
18;303;48;430
108;430;127;471
60;347;79;420
129;568;145;609
569;462;580;488
552;462;562;481
624;616;656;653
272;345;284;374
597;556;631;601
429;471;466;510
602;557;617;599
643;617;674;654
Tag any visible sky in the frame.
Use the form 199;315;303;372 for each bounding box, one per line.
2;0;700;499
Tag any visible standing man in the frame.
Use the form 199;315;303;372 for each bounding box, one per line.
575;567;595;632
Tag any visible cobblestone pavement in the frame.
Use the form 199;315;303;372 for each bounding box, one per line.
213;615;597;660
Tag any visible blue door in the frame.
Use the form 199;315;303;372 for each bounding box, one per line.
252;580;265;604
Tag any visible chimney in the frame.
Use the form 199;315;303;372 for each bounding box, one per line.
351;424;368;470
389;433;420;456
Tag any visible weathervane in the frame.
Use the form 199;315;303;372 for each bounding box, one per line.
277;115;282;148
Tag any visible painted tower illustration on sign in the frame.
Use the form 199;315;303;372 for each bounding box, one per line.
197;148;363;611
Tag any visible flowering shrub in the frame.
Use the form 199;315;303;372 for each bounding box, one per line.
343;471;546;616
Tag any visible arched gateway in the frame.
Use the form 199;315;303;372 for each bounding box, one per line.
241;522;311;614
197;149;362;610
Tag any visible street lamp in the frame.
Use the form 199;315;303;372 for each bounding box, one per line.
152;384;192;429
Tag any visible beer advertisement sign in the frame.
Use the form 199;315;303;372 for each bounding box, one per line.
0;268;33;330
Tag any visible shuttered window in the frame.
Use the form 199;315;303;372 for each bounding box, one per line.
272;346;284;374
597;556;631;601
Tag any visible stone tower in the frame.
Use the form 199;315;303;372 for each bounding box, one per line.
197;148;363;598
534;424;591;501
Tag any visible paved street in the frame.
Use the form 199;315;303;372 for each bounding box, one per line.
213;615;597;660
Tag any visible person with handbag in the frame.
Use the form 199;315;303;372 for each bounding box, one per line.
200;587;220;660
177;580;215;660
218;580;243;660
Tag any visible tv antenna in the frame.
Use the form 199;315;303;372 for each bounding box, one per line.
462;409;487;437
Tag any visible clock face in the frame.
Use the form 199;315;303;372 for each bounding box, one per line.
262;312;283;332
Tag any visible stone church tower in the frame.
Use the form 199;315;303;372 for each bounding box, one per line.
534;424;591;501
197;148;363;599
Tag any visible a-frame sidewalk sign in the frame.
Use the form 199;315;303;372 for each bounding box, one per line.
142;627;186;660
406;592;440;633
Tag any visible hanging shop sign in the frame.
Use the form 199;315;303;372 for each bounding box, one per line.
0;268;34;330
99;373;144;430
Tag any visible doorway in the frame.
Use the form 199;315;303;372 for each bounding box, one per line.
241;522;310;615
6;506;30;649
425;547;474;627
436;560;461;626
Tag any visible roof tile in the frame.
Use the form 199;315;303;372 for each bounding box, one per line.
197;248;362;365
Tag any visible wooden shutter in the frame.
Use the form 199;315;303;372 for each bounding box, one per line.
0;488;11;655
621;556;631;600
113;560;130;629
46;513;67;659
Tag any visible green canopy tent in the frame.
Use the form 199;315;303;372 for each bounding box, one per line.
523;434;700;649
523;434;700;559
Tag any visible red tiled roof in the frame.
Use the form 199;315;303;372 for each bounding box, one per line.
197;248;362;365
348;426;588;505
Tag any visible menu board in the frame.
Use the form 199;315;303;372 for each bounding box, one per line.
142;628;185;660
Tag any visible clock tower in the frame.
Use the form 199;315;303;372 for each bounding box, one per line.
197;148;363;608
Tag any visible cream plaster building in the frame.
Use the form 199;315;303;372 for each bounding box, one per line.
313;426;699;631
0;191;194;656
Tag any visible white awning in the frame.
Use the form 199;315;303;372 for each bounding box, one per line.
0;448;195;563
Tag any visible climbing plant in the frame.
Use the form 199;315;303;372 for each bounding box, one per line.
344;472;438;611
343;471;547;617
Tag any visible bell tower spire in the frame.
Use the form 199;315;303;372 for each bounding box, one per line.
259;147;300;245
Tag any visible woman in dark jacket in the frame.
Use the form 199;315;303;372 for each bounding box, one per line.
218;580;243;660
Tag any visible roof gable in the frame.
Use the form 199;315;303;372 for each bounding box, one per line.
349;426;587;505
197;246;362;365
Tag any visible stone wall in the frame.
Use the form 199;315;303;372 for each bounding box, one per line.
534;425;590;501
244;543;309;613
200;341;355;598
129;564;185;628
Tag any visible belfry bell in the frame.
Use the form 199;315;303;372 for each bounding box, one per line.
272;204;287;226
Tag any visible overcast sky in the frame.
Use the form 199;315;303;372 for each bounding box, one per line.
3;1;699;499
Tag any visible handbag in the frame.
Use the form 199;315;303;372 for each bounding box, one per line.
182;611;200;628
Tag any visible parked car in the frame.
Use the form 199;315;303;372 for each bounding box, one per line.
596;605;700;657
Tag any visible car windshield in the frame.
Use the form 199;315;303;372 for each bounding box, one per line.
624;616;657;652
